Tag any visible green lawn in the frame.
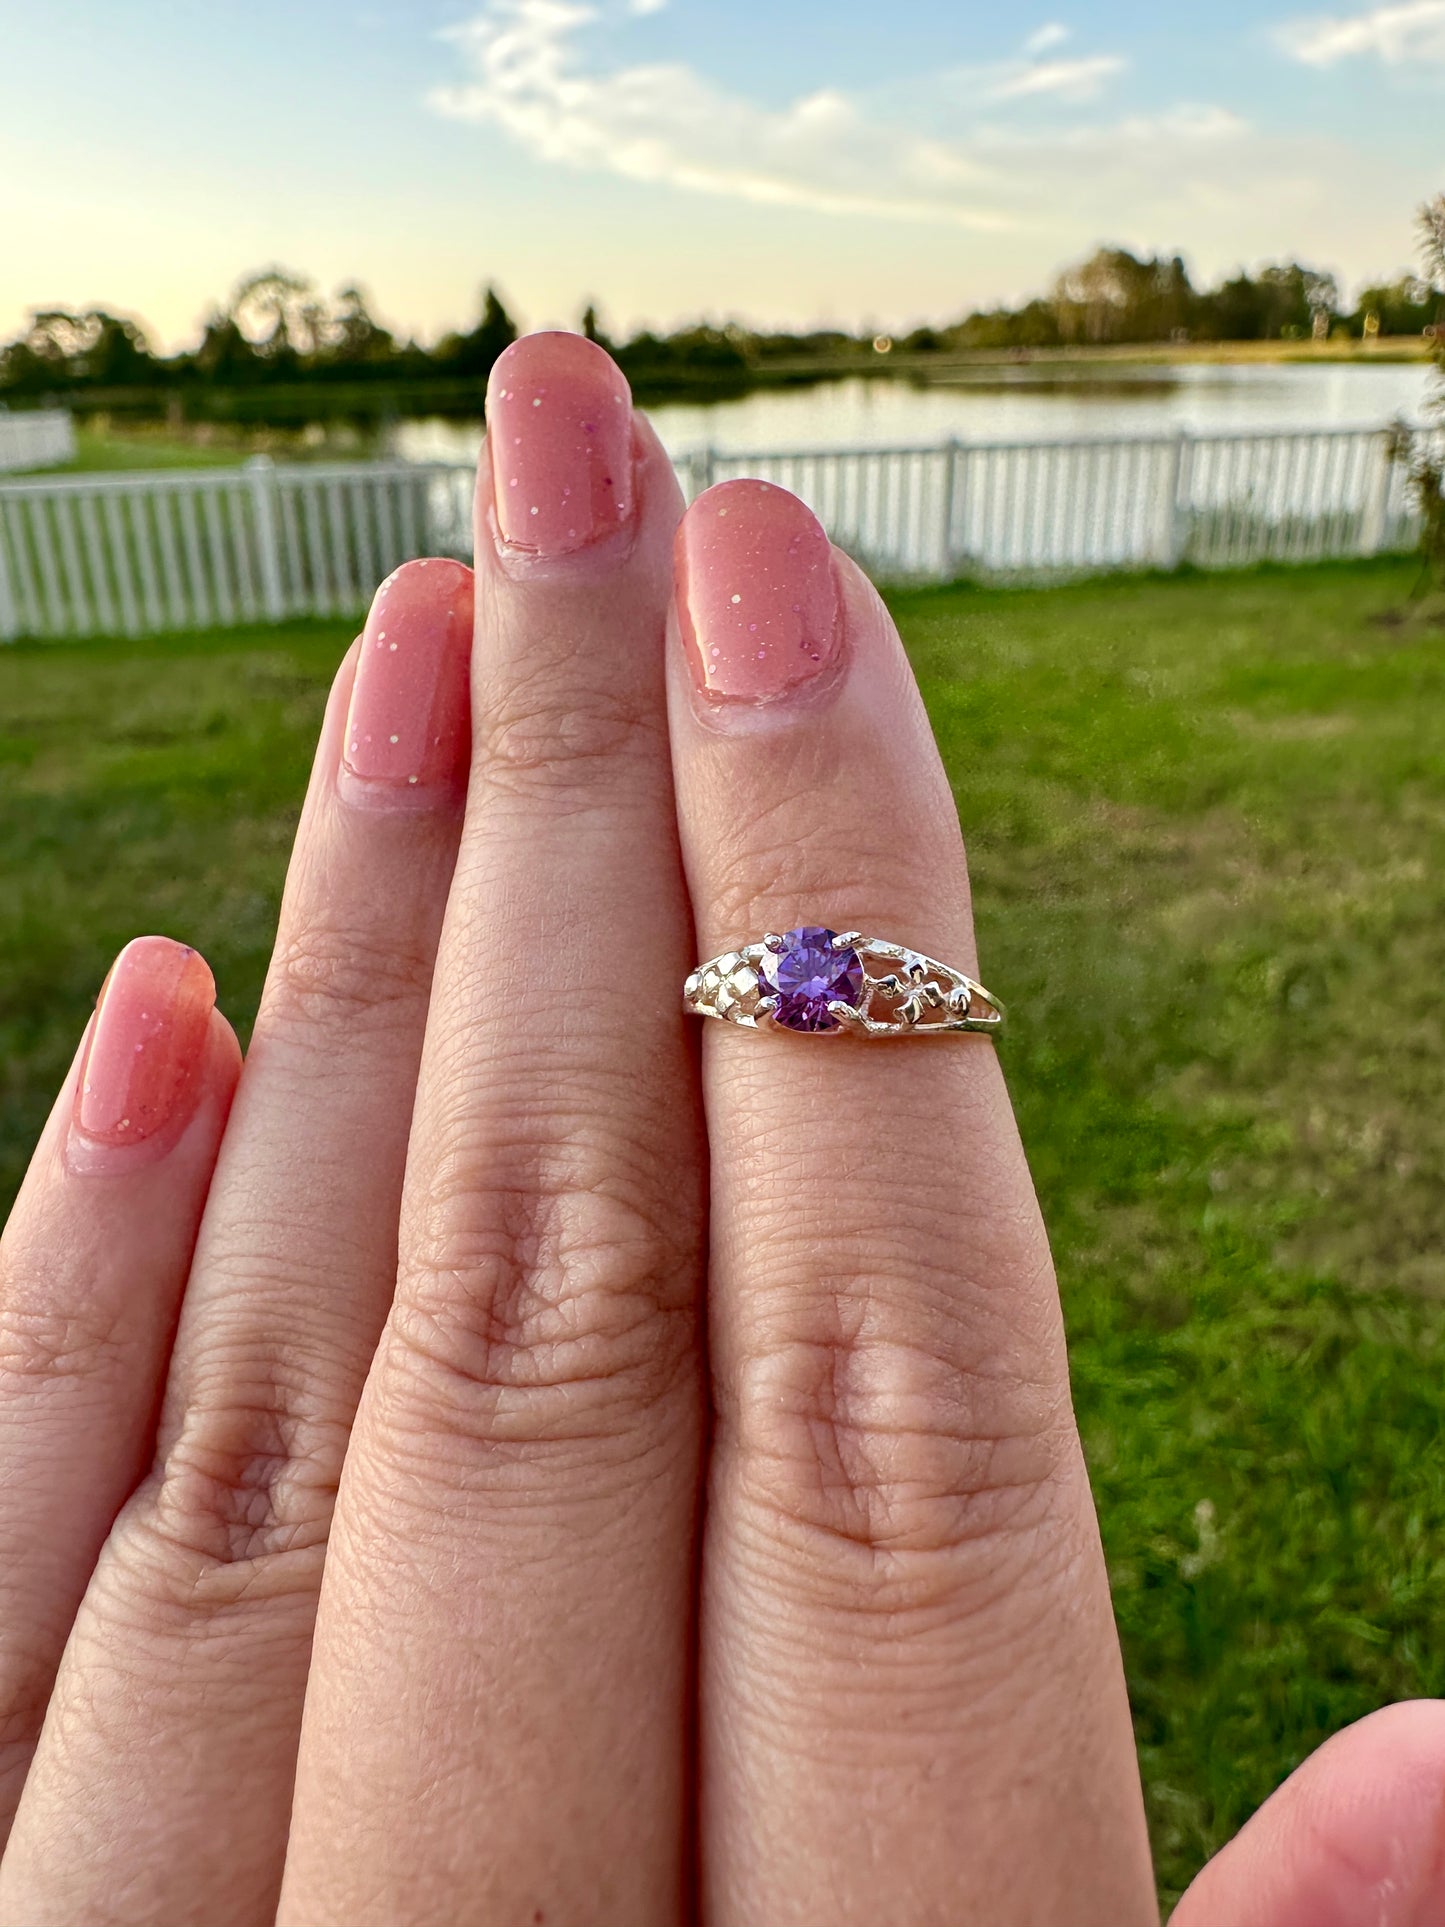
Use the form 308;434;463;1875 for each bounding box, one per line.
26;421;388;474
52;425;253;472
2;559;1443;1904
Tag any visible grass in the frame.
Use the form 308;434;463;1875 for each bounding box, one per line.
2;559;1443;1904
61;425;252;471
25;420;393;474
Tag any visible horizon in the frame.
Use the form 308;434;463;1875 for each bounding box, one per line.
3;0;1443;350
4;240;1440;364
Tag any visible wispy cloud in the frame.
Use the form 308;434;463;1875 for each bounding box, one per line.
1023;22;1072;54
988;52;1126;100
430;1;1012;229
429;3;1192;231
1275;0;1445;64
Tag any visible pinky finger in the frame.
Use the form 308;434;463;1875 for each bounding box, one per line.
0;937;238;1845
1173;1701;1445;1927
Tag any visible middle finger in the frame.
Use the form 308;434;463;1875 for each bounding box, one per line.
281;335;705;1927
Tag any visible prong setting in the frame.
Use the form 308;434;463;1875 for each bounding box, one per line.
685;927;1005;1038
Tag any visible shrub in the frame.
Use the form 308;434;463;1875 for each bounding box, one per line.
1410;195;1445;596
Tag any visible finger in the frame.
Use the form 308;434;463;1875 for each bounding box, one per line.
281;333;703;1927
1173;1701;1445;1927
668;481;1155;1925
0;562;473;1927
0;941;236;1844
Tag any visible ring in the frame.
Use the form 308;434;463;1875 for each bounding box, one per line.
683;925;1004;1037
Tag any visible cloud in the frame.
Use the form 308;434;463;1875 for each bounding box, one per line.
1041;102;1248;146
429;2;1239;235
1275;0;1445;64
1023;23;1072;54
626;0;667;12
988;53;1126;100
431;1;1013;229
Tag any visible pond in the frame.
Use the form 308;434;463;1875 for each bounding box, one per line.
394;358;1437;463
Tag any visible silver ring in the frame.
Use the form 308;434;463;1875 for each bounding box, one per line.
683;925;1004;1037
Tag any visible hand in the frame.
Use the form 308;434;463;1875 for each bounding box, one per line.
0;331;1440;1927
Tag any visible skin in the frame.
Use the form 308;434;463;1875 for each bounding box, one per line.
0;331;1441;1927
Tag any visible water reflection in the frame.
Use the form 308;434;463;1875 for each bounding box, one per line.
394;361;1435;464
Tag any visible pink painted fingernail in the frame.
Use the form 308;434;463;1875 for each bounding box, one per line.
674;480;840;703
74;937;216;1151
341;558;474;799
487;332;635;555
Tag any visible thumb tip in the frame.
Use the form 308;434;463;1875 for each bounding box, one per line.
1174;1701;1445;1927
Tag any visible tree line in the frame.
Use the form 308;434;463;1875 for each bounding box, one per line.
0;272;752;407
1;243;1441;409
932;254;1439;351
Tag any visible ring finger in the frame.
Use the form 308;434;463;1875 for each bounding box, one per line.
668;481;1156;1925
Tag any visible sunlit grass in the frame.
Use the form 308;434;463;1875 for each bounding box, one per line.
32;421;390;474
61;425;253;471
903;557;1445;1900
2;557;1442;1903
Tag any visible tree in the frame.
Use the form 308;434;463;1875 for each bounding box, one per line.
73;312;158;386
192;311;265;385
581;303;613;351
0;308;158;392
612;324;748;391
1194;263;1339;341
1051;248;1194;345
436;285;518;379
1352;273;1440;338
320;285;398;370
229;267;326;368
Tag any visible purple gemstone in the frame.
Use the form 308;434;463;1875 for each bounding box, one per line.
761;926;864;1033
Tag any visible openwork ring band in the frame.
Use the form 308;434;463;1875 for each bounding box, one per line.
684;925;1004;1038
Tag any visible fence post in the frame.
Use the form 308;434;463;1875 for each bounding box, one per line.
1358;428;1395;556
937;438;961;579
1153;429;1188;569
0;498;19;642
246;455;286;621
685;446;717;500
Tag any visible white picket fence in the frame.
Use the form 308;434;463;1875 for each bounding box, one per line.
0;422;1438;641
0;410;76;476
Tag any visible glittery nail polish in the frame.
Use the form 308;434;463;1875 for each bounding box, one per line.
73;937;216;1151
487;332;635;556
341;558;473;798
674;479;840;702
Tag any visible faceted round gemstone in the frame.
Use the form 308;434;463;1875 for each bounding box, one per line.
761;926;864;1032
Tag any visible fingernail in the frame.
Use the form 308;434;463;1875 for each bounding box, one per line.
487;332;635;556
675;480;840;703
73;937;216;1152
341;558;473;800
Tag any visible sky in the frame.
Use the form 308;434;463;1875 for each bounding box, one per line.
0;0;1442;349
